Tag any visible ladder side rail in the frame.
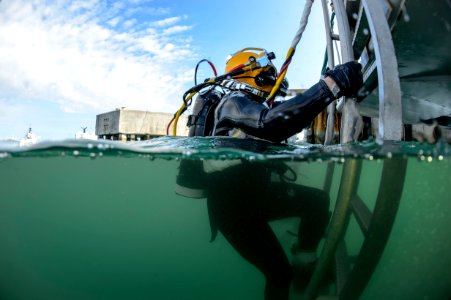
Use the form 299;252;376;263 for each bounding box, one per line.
338;158;408;300
323;161;336;194
334;0;363;144
304;159;362;300
361;0;403;142
334;240;352;295
321;0;337;145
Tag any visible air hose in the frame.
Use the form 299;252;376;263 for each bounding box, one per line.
167;62;250;136
266;0;315;105
168;59;217;136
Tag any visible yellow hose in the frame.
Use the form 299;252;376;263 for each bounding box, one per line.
172;91;196;136
267;47;295;101
171;77;221;136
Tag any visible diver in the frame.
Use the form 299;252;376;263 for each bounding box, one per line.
175;48;363;300
218;49;362;141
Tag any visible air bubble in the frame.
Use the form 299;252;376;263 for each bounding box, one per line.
403;12;410;22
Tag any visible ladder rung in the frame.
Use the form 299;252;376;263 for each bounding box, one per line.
351;195;372;236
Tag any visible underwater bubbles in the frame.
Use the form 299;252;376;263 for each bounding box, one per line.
364;154;374;161
183;150;193;157
403;11;410;22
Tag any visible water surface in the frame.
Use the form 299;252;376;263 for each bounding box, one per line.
0;137;449;300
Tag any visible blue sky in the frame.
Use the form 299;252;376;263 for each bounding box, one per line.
0;0;329;140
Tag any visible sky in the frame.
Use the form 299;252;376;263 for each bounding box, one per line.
0;0;329;141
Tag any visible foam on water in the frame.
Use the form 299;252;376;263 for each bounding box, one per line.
1;136;449;161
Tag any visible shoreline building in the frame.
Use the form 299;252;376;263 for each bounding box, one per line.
95;108;188;141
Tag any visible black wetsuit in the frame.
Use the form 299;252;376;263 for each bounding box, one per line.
206;162;330;300
201;80;334;299
212;80;335;142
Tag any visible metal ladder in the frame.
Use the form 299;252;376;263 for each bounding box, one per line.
301;1;408;299
303;157;408;300
322;0;403;144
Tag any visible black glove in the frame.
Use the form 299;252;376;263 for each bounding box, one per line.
325;61;363;97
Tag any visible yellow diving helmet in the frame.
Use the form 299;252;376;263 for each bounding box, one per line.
225;48;277;94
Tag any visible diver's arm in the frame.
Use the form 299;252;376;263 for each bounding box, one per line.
214;80;335;142
214;61;363;142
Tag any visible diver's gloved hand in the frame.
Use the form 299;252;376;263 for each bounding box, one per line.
325;61;363;97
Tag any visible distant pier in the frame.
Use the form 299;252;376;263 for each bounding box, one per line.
95;108;188;141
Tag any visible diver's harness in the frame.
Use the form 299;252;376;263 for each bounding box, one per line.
219;79;270;99
186;78;270;137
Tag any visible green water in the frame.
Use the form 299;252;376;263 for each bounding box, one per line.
0;137;450;300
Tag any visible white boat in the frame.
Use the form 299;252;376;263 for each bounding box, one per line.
19;128;40;147
75;127;97;141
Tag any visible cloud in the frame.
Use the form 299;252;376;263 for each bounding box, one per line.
162;25;193;35
152;16;181;27
0;0;196;116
